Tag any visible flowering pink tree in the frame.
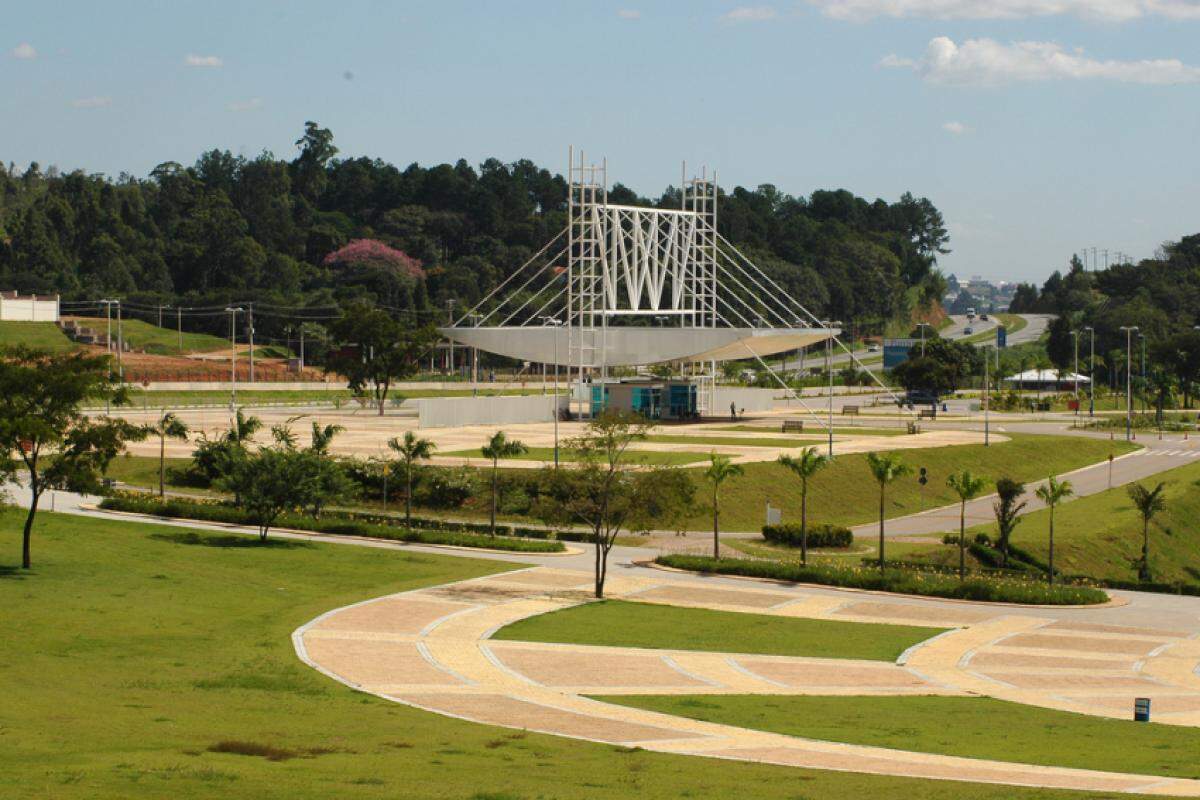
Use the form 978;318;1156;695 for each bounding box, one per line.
323;239;424;279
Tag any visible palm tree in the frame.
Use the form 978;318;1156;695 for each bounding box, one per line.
387;431;436;526
777;447;829;564
704;453;744;560
226;408;261;443
150;410;189;497
1034;475;1074;585
865;451;911;570
946;469;989;580
481;431;527;535
992;477;1027;568
309;421;345;454
1127;481;1167;582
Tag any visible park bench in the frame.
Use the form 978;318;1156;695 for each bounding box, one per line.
781;420;804;433
917;409;937;420
842;405;860;416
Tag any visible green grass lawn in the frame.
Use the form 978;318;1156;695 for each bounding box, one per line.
492;599;943;661
714;424;907;437
0;320;77;352
0;512;1112;800
70;316;231;354
681;433;1136;532
966;456;1200;584
598;695;1200;779
443;446;718;466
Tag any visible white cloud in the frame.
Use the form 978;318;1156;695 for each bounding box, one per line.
723;6;778;21
883;36;1200;85
617;9;641;18
72;96;112;109
12;42;37;59
942;120;970;134
807;0;1200;21
227;97;263;112
184;54;223;68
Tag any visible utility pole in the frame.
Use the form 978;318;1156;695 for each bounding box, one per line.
299;325;306;370
917;322;929;357
225;307;244;411
115;300;123;380
984;344;990;446
177;307;183;353
1085;326;1095;417
247;303;255;384
447;299;456;375
100;299;114;354
1120;325;1138;441
824;321;839;459
1071;330;1079;408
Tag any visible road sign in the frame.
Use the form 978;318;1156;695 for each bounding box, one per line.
883;338;918;369
996;326;1007;349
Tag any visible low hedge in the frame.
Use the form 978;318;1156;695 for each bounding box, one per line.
98;494;565;553
655;554;1109;605
762;523;853;549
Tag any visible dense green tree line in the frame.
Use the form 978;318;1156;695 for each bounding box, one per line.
1;122;948;340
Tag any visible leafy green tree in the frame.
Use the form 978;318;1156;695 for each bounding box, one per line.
865;451;910;569
327;302;437;416
217;447;311;541
149;411;189;497
703;453;744;560
387;431;436;526
480;431;527;535
1127;481;1167;582
946;470;989;580
535;410;665;598
1035;476;1074;585
776;447;829;564
992;478;1027;568
0;347;146;568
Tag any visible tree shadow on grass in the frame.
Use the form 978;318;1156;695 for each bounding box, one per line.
148;531;311;550
0;564;27;580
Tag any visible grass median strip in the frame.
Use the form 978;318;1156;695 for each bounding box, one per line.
594;695;1200;779
492;599;944;661
442;446;719;466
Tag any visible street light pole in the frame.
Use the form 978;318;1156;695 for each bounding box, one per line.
225;307;244;412
1070;330;1079;411
1120;325;1138;441
1085;326;1095;417
824;320;839;459
984;345;990;446
543;316;562;469
917;322;929;357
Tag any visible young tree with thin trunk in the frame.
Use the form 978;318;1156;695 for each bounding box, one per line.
480;431;527;535
1035;475;1074;585
992;477;1027;568
327;302;437;416
946;469;988;580
309;421;344;454
777;447;829;564
865;451;910;570
703;453;744;560
1127;481;1167;582
387;431;436;526
150;410;189;497
0;347;146;568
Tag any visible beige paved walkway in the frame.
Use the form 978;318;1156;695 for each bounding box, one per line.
294;566;1200;795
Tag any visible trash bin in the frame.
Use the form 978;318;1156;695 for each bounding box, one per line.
1134;697;1151;722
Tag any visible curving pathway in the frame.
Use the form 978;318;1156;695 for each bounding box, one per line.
295;565;1200;795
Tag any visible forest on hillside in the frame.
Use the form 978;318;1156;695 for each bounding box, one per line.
0;122;949;342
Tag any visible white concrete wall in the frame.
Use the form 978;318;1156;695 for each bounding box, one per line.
0;296;59;322
418;394;567;429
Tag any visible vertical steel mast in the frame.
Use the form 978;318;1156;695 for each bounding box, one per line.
566;147;607;416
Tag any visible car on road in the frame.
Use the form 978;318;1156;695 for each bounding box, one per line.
867;344;880;352
964;326;974;335
980;312;989;321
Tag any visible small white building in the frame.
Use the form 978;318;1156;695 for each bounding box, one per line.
0;291;60;322
1003;369;1091;392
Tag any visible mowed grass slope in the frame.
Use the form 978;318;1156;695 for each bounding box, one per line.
968;457;1200;584
600;695;1200;779
0;320;76;352
680;434;1136;532
0;512;1111;800
70;315;230;354
492;599;944;661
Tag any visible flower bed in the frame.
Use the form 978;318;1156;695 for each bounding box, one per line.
654;554;1108;605
98;494;565;553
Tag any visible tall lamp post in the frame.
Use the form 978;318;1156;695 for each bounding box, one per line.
823;320;840;458
983;344;990;446
1084;326;1095;417
1070;330;1079;412
1119;325;1138;441
225;307;244;413
916;322;930;357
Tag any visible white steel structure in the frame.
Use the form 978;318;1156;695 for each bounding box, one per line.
443;150;895;416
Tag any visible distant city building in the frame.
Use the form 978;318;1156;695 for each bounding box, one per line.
0;291;60;322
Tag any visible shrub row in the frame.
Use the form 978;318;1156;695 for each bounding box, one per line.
98;494;565;553
762;523;853;549
654;554;1109;606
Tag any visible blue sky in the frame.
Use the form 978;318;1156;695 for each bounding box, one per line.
3;1;1198;284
